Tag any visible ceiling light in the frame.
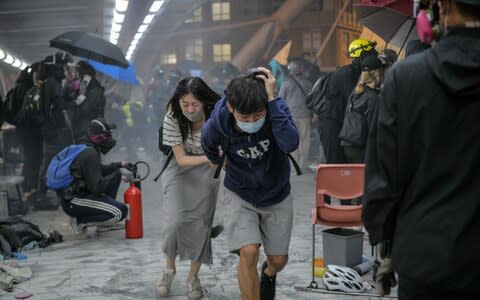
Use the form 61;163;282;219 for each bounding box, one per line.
110;38;118;45
4;54;14;64
149;1;164;13
20;62;28;70
134;32;144;40
13;59;22;68
115;0;129;12
138;25;148;33
110;31;120;39
143;14;154;24
112;22;122;33
113;10;125;23
0;49;5;60
131;39;139;46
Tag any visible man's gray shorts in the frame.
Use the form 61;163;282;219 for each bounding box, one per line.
223;188;293;255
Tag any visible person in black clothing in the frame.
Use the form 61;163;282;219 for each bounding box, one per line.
16;62;44;196
363;0;480;298
70;61;106;140
340;54;385;163
62;118;133;238
317;39;377;164
35;52;73;209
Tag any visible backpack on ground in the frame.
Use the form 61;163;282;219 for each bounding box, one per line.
46;144;87;190
305;73;332;114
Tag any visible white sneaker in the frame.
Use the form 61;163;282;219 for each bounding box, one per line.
69;217;88;239
96;222;125;232
187;276;204;300
156;269;175;297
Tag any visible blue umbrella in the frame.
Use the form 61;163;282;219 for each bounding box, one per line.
86;59;139;85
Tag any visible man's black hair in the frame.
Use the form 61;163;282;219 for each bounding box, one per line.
226;74;268;115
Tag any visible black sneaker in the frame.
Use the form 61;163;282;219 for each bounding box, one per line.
260;261;276;300
211;225;224;239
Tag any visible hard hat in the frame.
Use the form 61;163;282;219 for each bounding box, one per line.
348;39;377;58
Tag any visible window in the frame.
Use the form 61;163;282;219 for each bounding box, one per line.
160;53;177;64
185;39;203;62
185;7;202;23
302;31;322;53
212;2;230;21
212;43;231;62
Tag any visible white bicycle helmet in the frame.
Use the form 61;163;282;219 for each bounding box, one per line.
322;265;365;293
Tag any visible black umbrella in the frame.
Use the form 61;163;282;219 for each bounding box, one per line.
50;31;128;68
355;0;418;49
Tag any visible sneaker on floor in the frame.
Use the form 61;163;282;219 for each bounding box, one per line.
69;217;88;239
96;222;125;232
211;225;224;239
260;261;276;300
186;276;204;300
156;269;175;297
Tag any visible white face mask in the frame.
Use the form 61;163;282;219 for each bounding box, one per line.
183;110;204;122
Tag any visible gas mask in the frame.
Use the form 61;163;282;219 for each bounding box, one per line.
89;132;116;154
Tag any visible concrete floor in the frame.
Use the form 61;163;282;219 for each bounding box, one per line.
4;151;397;300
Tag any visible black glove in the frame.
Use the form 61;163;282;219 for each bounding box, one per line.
123;162;137;172
373;241;397;296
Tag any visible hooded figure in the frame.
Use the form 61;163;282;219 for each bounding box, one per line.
363;0;480;296
61;118;133;238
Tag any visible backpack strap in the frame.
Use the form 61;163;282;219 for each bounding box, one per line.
289;75;307;96
214;136;230;179
153;151;174;182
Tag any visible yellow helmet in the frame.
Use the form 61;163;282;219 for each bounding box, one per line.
348;39;377;58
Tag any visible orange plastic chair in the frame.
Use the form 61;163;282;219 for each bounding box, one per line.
308;164;365;289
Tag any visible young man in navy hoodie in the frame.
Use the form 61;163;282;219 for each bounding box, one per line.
201;67;299;300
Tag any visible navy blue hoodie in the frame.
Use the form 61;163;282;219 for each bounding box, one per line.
201;96;299;207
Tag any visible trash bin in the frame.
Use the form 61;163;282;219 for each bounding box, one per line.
322;227;364;267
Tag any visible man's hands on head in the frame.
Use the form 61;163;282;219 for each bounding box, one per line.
255;67;276;102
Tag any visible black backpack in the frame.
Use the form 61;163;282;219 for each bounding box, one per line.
16;83;46;128
305;73;333;114
3;88;19;125
338;90;376;146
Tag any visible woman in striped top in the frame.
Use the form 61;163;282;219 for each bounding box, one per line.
156;77;221;300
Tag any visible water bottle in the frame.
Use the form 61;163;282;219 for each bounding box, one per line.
353;257;375;275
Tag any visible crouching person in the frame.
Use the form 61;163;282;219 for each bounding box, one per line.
48;118;134;239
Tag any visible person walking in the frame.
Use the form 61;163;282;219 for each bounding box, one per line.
156;77;222;300
201;67;299;300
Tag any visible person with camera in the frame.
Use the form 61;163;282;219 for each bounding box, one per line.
363;0;480;298
201;67;299;300
60;118;134;239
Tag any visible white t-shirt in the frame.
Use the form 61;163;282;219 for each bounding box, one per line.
162;112;204;155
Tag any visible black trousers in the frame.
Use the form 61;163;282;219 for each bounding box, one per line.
18;128;43;192
316;118;346;164
398;276;480;300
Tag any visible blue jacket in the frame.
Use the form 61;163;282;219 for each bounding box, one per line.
201;96;299;207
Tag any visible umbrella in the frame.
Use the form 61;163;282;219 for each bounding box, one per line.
50;31;128;68
86;59;139;85
355;0;417;49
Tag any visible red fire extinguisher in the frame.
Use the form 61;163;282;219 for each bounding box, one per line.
124;161;150;239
